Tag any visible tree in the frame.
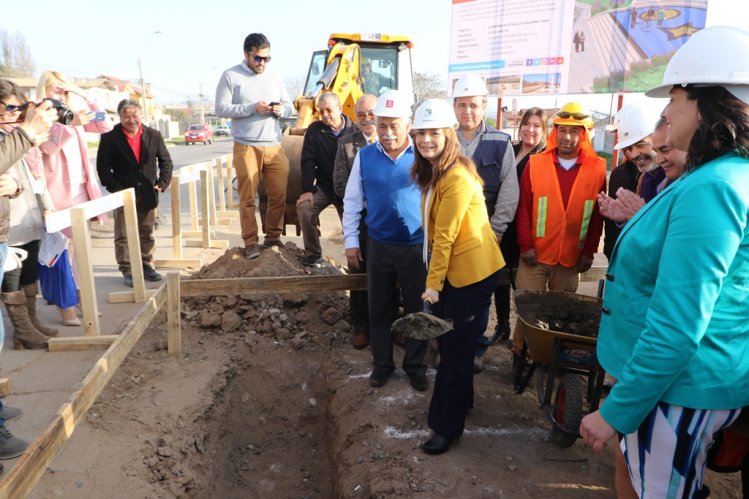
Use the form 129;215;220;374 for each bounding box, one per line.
0;30;34;77
413;72;447;100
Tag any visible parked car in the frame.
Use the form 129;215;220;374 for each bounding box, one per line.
185;124;213;145
215;125;231;137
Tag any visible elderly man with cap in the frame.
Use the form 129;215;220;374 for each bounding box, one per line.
342;90;428;392
333;94;377;349
602;102;661;259
514;102;606;364
451;74;518;372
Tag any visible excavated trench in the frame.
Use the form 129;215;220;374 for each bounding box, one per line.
196;345;336;497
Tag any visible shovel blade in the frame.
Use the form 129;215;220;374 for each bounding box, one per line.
391;312;452;340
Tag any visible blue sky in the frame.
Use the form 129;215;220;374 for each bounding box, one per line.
1;0;735;110
1;0;451;105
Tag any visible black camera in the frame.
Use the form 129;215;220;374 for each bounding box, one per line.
47;99;74;125
16;98;75;125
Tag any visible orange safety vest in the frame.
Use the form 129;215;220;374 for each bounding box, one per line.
528;152;605;267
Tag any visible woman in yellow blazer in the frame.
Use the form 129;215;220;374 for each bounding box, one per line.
410;99;503;455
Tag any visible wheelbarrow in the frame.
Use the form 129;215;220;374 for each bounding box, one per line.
512;290;606;448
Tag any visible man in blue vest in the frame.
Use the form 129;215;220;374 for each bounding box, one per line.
342;90;428;392
452;74;518;373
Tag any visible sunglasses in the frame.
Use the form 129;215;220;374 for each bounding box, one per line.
1;102;28;114
253;55;271;64
556;111;590;120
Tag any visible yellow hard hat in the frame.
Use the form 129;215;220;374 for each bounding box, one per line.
552;101;594;129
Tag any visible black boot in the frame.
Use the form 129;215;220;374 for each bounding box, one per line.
489;319;510;345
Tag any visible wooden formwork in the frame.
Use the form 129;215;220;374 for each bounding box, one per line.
0;272;366;496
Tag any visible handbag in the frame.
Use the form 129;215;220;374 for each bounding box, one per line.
3;247;28;272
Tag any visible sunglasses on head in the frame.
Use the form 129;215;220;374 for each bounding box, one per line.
556;111;590;120
253;55;271;64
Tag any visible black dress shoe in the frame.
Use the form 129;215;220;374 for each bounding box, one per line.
408;371;429;392
422;433;453;455
369;369;392;388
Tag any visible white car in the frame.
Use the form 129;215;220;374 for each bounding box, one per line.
215;125;231;137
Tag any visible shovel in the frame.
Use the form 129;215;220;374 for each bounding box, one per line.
391;300;453;340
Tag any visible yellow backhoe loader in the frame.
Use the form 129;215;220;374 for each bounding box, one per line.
259;33;415;233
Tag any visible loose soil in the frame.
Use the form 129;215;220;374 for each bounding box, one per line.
31;244;742;498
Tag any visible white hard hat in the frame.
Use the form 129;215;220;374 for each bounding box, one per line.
611;102;661;150
374;89;413;119
646;25;749;104
412;99;457;129
452;74;488;97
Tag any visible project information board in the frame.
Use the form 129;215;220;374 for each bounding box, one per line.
449;0;708;96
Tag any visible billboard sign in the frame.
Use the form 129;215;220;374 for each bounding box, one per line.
449;0;709;96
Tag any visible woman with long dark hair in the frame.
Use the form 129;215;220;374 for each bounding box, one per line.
410;99;503;455
580;26;749;497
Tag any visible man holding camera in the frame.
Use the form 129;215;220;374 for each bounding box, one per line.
96;99;173;287
215;33;294;259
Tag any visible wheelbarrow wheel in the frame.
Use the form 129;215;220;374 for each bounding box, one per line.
551;373;583;448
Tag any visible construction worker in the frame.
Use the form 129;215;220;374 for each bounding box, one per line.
451;74;518;373
514;102;606;370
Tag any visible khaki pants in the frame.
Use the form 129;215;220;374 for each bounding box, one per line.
233;142;289;247
296;189;342;256
113;206;156;275
512;260;580;353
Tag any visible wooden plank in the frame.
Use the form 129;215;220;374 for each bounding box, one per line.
181;230;216;239
183;239;229;249
215;157;226;212
170;175;182;259
206;161;218;226
167;272;181;354
0;286;166;499
47;336;119;352
580;265;607;283
200;170;211;247
225;155;234;208
108;288;160;303
45;190;126;233
188;177;198;232
180;274;368;297
123;190;147;303
70;207;101;336
153;258;203;269
0;378;10;397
